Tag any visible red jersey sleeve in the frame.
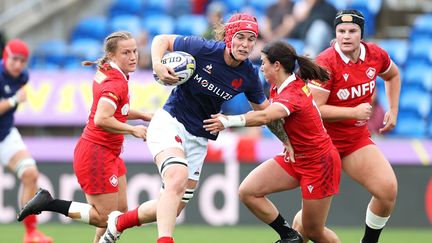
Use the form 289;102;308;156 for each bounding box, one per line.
100;79;124;108
273;85;305;115
374;44;392;74
310;49;334;92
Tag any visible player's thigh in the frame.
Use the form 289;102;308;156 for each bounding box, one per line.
342;144;397;195
240;158;299;196
301;196;333;231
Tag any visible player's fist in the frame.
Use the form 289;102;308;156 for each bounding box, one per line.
153;62;179;85
131;125;147;140
354;102;372;120
15;87;27;103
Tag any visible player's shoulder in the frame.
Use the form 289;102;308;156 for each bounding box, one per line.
363;41;388;58
316;46;338;67
177;35;223;50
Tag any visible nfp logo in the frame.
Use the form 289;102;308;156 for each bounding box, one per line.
337;80;376;100
337;89;350;100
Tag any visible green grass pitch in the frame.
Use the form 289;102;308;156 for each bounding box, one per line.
1;223;430;242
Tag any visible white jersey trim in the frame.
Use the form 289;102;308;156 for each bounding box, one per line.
335;42;366;64
380;60;393;75
273;102;291;116
277;73;297;94
109;61;128;80
99;97;117;109
308;83;330;92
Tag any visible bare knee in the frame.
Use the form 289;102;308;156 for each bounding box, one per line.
92;213;108;227
238;182;257;204
304;226;325;242
373;178;398;206
165;177;188;197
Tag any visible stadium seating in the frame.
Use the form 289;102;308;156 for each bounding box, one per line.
110;15;142;36
394;115;427;138
108;0;143;18
221;0;248;14
68;38;102;68
404;63;432;91
378;39;408;67
410;14;432;40
142;0;170;16
70;16;109;42
175;14;207;36
399;87;431;119
141;14;175;37
408;37;432;65
32;40;68;69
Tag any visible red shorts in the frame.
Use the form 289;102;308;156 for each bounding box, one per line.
73;138;127;195
275;146;341;200
334;136;375;158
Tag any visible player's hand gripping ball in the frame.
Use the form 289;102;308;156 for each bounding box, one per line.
153;51;196;86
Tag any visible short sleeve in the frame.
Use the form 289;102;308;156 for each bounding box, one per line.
173;36;208;56
376;45;392;74
100;79;123;107
244;67;267;105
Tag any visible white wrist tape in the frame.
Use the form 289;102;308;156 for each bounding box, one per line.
8;95;18;107
218;115;246;128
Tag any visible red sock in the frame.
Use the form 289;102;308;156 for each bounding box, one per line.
23;215;37;233
157;237;174;243
116;207;141;232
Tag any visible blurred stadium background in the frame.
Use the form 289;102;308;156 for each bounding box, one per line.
0;0;431;242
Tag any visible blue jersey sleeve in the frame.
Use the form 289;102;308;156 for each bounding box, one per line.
244;66;266;105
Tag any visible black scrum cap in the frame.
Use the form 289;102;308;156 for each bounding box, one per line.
334;10;365;38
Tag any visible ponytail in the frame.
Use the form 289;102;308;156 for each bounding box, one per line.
262;40;329;83
296;55;329;82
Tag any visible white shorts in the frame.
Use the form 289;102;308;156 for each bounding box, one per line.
0;127;27;166
147;108;208;181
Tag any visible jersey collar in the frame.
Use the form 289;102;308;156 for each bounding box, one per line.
335;42;366;64
276;73;296;94
109;61;128;80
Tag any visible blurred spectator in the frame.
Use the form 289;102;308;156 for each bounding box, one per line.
0;30;7;54
292;0;337;57
202;1;226;40
136;30;151;69
192;0;209;14
260;0;337;57
260;0;295;42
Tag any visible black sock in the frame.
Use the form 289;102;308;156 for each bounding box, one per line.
44;199;72;216
361;224;383;243
269;214;297;239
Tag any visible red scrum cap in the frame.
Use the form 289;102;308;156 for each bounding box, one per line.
224;13;259;50
3;39;30;64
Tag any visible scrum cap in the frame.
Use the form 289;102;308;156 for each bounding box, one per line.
224;13;259;50
2;39;30;64
334;10;365;38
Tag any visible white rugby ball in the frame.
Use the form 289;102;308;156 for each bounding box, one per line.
153;51;196;86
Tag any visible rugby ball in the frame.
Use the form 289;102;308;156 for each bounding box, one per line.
153;51;196;86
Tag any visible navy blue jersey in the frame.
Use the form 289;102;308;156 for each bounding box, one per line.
164;36;266;140
0;62;28;141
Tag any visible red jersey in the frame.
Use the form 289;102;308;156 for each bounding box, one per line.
270;74;333;160
309;42;392;143
82;63;130;150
